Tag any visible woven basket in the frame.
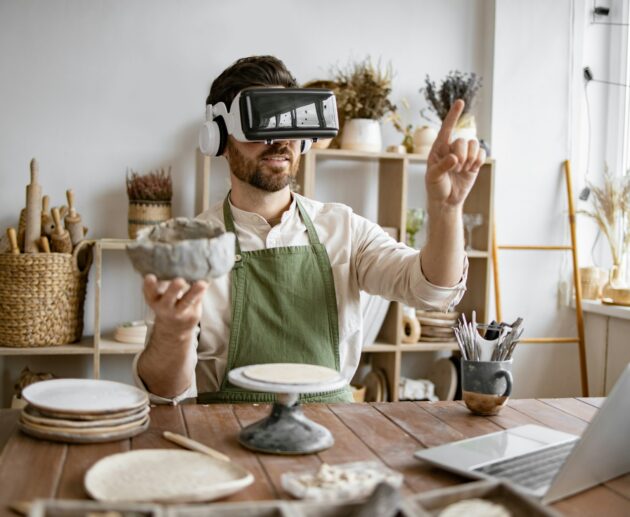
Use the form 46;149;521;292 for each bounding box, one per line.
0;241;93;347
128;201;172;239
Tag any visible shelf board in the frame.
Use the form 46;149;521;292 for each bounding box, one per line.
99;335;145;355
98;238;133;251
466;251;489;258
0;336;95;356
400;341;459;352
312;148;428;162
363;341;459;353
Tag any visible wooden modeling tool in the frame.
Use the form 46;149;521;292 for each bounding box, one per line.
24;158;42;253
17;208;26;252
41;195;55;237
7;228;20;255
50;207;72;253
64;189;84;246
38;236;51;253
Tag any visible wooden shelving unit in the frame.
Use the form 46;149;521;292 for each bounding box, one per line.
296;148;495;401
0;239;145;379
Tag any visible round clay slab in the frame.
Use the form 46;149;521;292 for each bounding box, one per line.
85;450;254;503
22;379;149;414
243;363;341;385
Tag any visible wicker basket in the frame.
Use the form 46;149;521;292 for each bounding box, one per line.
0;241;93;347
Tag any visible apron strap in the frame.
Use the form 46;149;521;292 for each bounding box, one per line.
295;197;322;246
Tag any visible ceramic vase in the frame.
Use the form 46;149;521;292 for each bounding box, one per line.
412;126;438;158
340;119;382;152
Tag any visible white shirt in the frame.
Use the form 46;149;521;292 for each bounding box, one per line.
133;193;468;404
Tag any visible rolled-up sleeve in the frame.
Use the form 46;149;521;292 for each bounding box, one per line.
131;321;199;405
353;213;467;312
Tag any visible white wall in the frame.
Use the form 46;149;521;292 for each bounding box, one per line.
0;0;494;405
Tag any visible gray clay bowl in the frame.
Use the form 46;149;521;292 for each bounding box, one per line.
126;218;236;282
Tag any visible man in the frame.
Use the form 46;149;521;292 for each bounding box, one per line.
135;55;485;404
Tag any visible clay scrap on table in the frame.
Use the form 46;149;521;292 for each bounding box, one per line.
126;218;235;282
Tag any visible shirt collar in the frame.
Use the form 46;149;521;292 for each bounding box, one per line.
228;193;298;228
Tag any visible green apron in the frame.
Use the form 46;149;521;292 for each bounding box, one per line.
198;195;353;404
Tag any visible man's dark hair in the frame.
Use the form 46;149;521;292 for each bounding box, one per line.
206;55;298;107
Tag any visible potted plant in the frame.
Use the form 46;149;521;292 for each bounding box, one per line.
126;167;173;239
579;165;630;298
334;58;396;152
421;70;482;141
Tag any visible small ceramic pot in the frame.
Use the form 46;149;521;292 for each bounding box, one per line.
412;126;438;158
340;119;382;152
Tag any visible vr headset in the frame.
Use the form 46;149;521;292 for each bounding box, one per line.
199;87;339;156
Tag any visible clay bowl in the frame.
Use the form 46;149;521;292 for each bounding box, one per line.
126;218;235;282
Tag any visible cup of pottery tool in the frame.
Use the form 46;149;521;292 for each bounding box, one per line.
64;189;85;247
24;159;42;253
461;359;513;416
50;207;72;253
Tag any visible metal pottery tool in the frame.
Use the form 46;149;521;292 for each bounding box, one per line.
24;158;42;253
50;207;72;253
228;364;347;454
454;314;524;362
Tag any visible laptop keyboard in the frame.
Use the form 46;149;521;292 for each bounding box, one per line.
473;441;577;490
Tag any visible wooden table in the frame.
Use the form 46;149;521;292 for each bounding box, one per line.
0;399;629;516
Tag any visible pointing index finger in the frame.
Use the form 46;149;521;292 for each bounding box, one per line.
436;99;465;144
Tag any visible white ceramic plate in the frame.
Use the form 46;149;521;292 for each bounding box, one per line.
243;363;341;384
21;404;150;429
21;379;149;415
85;450;254;503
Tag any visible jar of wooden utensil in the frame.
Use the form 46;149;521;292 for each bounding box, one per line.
0;240;93;347
128;200;172;239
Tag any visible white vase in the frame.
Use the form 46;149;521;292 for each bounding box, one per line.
412;126;438;158
340;119;382;152
450;114;477;143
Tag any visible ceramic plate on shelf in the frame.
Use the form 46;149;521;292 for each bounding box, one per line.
85;450;254;503
21;404;150;429
21;379;149;415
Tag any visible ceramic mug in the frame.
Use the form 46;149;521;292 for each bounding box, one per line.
461;359;513;416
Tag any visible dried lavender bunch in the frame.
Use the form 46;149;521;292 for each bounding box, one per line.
126;167;173;202
334;58;396;120
422;71;482;121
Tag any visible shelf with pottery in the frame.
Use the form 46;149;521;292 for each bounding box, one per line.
0;239;146;378
297;148;494;401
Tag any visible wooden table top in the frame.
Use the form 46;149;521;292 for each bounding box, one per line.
0;399;628;516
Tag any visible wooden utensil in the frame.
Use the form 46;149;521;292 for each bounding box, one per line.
24;158;42;253
162;431;231;463
17;208;26;251
41;195;55;237
64;189;85;246
50;207;72;253
7;228;20;255
38;236;51;253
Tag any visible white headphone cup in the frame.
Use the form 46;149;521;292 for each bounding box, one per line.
199;122;219;156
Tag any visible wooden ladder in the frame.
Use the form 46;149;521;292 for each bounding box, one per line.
492;160;589;396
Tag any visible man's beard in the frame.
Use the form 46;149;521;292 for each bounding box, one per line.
226;140;300;192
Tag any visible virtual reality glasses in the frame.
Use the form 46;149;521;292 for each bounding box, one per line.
199;87;339;156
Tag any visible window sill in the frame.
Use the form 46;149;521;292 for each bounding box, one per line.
575;299;630;321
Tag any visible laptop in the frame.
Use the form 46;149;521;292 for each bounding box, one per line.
414;363;630;504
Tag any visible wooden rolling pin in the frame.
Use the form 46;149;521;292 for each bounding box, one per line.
24;159;42;253
64;189;84;246
7;228;20;255
41;195;55;237
50;207;72;253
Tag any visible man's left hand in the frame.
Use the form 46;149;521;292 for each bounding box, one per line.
425;99;486;208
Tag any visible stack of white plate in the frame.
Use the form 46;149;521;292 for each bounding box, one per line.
416;310;459;342
114;321;148;344
19;379;150;443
